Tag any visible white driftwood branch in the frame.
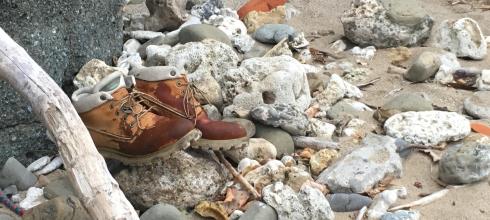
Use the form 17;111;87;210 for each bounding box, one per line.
0;27;139;219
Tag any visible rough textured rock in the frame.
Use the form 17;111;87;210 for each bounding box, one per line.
243;6;287;33
254;124;295;157
225;138;277;163
73;59;128;89
115;150;229;209
432;17;487;60
464;91;490;119
179;24;231;46
309;149;339;175
341;0;433;48
145;0;188;32
206;14;247;39
232;34;256;53
0;0;124;165
316;134;402;193
222;55;311;115
239;201;278;220
22;196;90;220
385;111;471;146
313;74;363;111
253;24;295;44
439;139;490;185
250;104;309;136
145;45;173;67
307;118;336;139
298;185;335;220
262;182;334;220
140;203;183;220
165;39;239;107
434;51;461;84
43;172;75;199
202;104;222;120
190;0;224;20
375;93;433;122
327;193;373;212
381;210;420;220
404;51;441;82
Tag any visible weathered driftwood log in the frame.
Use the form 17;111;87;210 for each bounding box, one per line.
0;27;139;219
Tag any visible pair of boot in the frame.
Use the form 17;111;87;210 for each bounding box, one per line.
71;66;251;165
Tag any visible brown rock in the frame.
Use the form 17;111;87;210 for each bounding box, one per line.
243;6;286;33
23;196;90;220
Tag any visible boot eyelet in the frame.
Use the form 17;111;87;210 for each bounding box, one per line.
176;80;182;87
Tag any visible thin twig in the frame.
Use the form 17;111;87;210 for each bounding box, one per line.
357;77;381;89
214;151;261;199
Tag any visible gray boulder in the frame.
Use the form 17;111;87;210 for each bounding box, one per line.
250;104;309;136
375;93;433;121
145;0;187;32
316;134;402;193
0;0;124;165
439;140;490;185
254;124;295;158
464;91;490;119
179;24;231;45
253;24;296;44
115;150;229;209
341;0;433;48
0;157;37;191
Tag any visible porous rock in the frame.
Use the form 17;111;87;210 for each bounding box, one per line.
341;0;433;48
225;138;277;163
250;104;309;136
434;51;461;84
309;149;339;176
239;201;278;220
316;134;402;193
115;150;229;209
298;185;335;220
313;74;363;111
73;59;128;89
384;111;471;146
222;55;311;115
243;6;287;33
206;14;247;39
464;91;490;119
165;39;239;107
439;139;490;185
432;17;487;60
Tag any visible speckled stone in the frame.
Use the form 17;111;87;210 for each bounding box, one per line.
0;0;124;165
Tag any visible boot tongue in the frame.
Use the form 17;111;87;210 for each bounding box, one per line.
100;78;121;92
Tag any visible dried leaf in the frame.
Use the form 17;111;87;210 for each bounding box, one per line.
196;201;229;220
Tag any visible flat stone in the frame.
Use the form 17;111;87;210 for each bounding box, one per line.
179;24;231;46
464;91;490;119
0;158;37;191
140;203;183;220
254;124;295;158
327;99;373;120
375;93;433;121
385;111;471;146
327;193;373;212
22;196;90;220
439;139;490;185
239;201;278;220
404;51;441;82
316;134;402;193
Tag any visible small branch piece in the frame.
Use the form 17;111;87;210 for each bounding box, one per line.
388;188;449;211
214;151;261;199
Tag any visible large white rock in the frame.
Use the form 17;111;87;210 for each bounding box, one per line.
222;55;311;115
225;138;277;163
316;134;402;193
432;17;487;60
313;74;363;111
434;52;461;84
74;59;128;89
165;39;240;107
385;111;471;146
341;0;433;48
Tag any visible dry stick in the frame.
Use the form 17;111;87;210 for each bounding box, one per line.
214;151;261;199
357;77;381;89
0;27;139;219
388;186;465;211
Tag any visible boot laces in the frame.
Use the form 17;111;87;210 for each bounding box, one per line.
118;91;155;130
182;81;211;125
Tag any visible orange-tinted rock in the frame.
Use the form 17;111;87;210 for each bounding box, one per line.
237;0;287;19
471;121;490;136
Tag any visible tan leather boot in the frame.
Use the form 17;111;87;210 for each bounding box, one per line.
71;72;201;165
130;66;253;150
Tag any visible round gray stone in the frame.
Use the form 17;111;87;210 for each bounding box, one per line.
464;91;490;119
254;124;294;158
140;203;183;220
253;24;296;44
239;201;278;220
179;24;231;45
439;140;490;185
404;51;441;82
327;193;373;212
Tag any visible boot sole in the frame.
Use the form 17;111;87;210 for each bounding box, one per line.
97;129;202;166
190;136;250;151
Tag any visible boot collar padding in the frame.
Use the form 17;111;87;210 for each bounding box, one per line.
71;72;129;113
130;66;184;82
